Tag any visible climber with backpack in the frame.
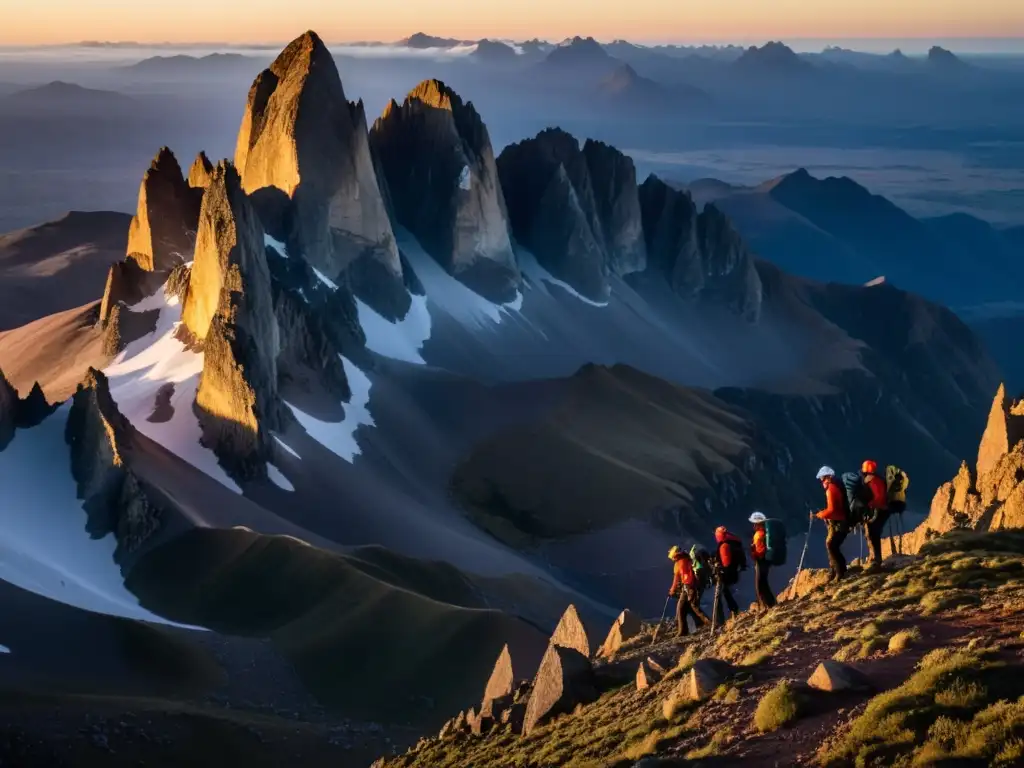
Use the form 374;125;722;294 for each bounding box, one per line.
689;545;714;606
712;526;744;617
668;545;711;637
813;466;849;582
886;465;910;555
858;460;889;570
749;512;780;609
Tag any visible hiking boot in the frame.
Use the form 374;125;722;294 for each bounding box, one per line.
866;562;882;573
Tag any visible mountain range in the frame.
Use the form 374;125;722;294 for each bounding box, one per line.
0;29;1011;763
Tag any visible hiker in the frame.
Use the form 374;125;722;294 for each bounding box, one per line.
712;526;743;618
886;465;910;554
813;466;849;582
689;544;714;607
861;460;890;570
668;545;711;636
749;512;777;609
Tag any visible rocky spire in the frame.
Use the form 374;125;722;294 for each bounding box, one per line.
369;79;520;303
977;384;1024;478
188;151;215;188
0;370;17;450
638;175;762;321
497;128;610;301
125;147;202;272
0;370;57;450
183;161;282;478
582;139;647;275
233;30;407;318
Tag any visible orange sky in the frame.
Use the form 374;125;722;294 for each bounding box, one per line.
3;0;1022;45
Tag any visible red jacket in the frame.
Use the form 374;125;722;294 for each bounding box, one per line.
670;557;696;593
865;473;888;511
717;534;742;568
751;527;767;560
817;479;846;521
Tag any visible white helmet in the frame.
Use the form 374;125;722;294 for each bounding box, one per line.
816;465;836;480
748;511;767;524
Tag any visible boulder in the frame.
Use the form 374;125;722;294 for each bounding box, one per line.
638;175;762;322
234;31;407;318
582;139;646;275
807;660;873;692
550;604;590;657
188;151;215;188
681;659;735;701
636;659;664;690
523;644;597;735
369;80;520;303
183;161;283;479
598;609;644;658
497;128;610;302
125;147;202;273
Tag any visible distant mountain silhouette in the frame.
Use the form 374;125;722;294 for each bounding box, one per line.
733;41;813;75
126;52;255;73
3;81;133;111
542;36;618;77
471;39;519;62
928;46;971;71
400;32;468;49
596;63;710;110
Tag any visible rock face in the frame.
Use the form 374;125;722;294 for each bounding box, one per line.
125;147;202;273
65;369;162;559
681;659;734;701
636;659;664;690
977;384;1024;478
497;128;610;301
597;609;643;658
188;151;215;188
807;660;872;692
522;644;596;735
638;175;763;321
0;371;57;449
234;30;407;319
582;140;646;275
183;161;282;478
550;604;591;658
0;372;16;449
482;644;516;707
369;80;520;303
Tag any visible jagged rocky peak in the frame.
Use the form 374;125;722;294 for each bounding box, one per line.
977;383;1024;478
234;30;407;319
183;161;283;478
65;368;161;558
0;370;18;450
0;370;59;450
497;128;610;301
188;151;215;188
638;174;763;321
126;146;202;272
581;139;646;275
369;79;520;303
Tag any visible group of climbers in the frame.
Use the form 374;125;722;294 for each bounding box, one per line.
666;460;909;636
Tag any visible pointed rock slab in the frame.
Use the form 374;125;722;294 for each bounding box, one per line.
807;660;873;692
126;147;202;273
977;384;1024;479
523;644;597;735
638;175;762;322
497;128;610;302
234;31;406;317
481;644;516;716
636;659;664;691
598;609;644;658
183;161;282;479
369;79;520;303
582;139;646;276
681;659;735;701
0;371;18;450
188;151;215;188
550;604;590;658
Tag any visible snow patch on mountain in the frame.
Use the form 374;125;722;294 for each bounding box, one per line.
264;234;288;259
104;287;242;494
285;356;374;463
0;404;179;623
459;165;471;191
518;248;610;308
267;463;294;491
356;294;431;364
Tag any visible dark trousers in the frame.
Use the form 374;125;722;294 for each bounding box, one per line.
714;571;741;617
754;559;776;609
865;509;891;565
676;588;710;636
826;521;849;580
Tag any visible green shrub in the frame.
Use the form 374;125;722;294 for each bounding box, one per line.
755;681;802;733
888;628;921;654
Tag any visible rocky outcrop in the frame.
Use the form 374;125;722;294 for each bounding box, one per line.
582;140;646;275
680;659;735;701
522;644;597;735
597;609;643;658
188;151;215;188
183;161;283;478
550;604;591;658
636;658;665;690
0;372;16;449
369;80;520;303
65;368;163;559
126;147;202;273
0;372;58;449
234;30;408;319
977;384;1024;478
482;644;516;711
638;175;763;321
807;660;872;692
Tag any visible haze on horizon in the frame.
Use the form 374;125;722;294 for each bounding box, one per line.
4;0;1024;46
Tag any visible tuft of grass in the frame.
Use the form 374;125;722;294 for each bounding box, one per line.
888;627;922;654
920;589;981;616
754;680;802;733
685;727;733;760
713;684;741;704
858;637;888;659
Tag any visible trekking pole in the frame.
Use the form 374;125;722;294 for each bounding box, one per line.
794;514;814;585
650;595;672;646
709;579;721;636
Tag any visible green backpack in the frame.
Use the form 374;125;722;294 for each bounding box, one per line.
764;519;788;566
